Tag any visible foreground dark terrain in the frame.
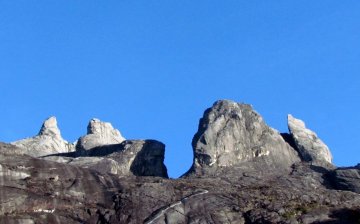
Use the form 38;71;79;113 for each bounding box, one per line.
1;100;360;223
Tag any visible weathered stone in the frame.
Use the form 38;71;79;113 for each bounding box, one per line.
288;114;332;164
119;140;168;178
76;118;125;152
331;165;360;193
45;140;168;178
188;100;300;175
44;156;120;175
38;116;61;138
11;117;74;157
2;101;360;224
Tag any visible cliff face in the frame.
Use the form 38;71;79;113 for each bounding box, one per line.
188;100;301;176
1;100;360;224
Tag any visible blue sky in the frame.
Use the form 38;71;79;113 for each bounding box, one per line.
1;1;360;177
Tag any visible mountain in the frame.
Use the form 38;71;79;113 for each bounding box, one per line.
1;100;359;224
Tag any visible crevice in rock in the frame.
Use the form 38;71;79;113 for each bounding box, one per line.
280;133;297;150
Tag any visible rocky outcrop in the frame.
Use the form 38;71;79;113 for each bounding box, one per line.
45;140;168;178
331;164;360;193
76;118;125;153
11;116;74;157
45;156;122;175
122;140;168;177
1;143;360;224
188;100;300;175
9;116;166;177
2;100;360;223
288;114;332;164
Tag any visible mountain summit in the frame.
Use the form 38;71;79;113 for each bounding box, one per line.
1;100;359;223
188;100;300;176
11;116;74;157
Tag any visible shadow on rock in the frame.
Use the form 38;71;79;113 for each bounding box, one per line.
314;208;360;224
42;140;168;178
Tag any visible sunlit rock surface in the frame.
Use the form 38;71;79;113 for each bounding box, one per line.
11;116;74;157
45;140;168;178
1;142;360;224
76;118;125;153
187;100;300;176
288;114;333;164
1;100;360;224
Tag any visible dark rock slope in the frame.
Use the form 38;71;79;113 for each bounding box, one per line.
1;100;360;224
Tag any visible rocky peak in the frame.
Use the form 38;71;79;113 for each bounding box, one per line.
87;118;123;137
38;116;61;138
11;116;74;157
3;100;360;224
76;118;125;152
188;100;300;176
287;114;332;164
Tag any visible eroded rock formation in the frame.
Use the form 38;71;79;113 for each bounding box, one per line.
331;164;360;193
76;118;125;153
188;100;300;176
45;140;168;177
9;117;166;178
1;100;359;224
11;116;75;157
288;114;333;164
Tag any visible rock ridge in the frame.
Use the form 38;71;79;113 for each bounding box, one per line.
1;99;360;224
7;101;336;179
10;117;167;178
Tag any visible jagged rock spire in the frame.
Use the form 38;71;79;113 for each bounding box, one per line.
38;116;61;138
288;114;332;164
11;116;75;157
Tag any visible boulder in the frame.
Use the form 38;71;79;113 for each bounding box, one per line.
188;100;300;175
288;114;332;164
11;117;74;157
76;118;125;153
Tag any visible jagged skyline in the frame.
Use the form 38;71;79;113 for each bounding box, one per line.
1;99;359;223
1;1;360;177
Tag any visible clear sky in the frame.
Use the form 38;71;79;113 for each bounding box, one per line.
1;1;360;177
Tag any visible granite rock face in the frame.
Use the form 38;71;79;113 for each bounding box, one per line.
38;116;62;137
76;118;125;153
331;164;360;193
11;116;74;157
122;140;168;177
288;114;333;164
188;100;300;175
46;140;168;178
1;100;360;223
1;143;360;224
9;117;166;178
